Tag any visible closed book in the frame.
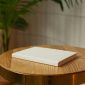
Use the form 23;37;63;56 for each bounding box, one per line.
12;47;76;66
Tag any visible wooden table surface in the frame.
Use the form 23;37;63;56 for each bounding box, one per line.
0;45;85;85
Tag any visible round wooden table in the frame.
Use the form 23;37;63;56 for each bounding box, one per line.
0;45;85;85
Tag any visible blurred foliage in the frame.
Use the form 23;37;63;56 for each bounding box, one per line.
0;0;41;52
0;0;81;52
52;0;82;11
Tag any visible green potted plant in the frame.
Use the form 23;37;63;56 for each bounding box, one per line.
0;0;42;52
0;0;81;52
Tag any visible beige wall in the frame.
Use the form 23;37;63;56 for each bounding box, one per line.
10;0;85;49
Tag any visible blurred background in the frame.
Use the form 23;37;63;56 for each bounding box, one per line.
1;0;85;50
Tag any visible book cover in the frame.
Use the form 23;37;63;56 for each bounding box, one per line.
12;47;76;66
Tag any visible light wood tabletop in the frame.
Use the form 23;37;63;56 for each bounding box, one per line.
0;45;85;85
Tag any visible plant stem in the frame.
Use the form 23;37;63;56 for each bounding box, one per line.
2;28;9;52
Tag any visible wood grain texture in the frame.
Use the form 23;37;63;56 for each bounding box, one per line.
0;76;12;85
0;45;85;76
0;45;85;85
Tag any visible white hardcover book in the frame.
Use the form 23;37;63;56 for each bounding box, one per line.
12;47;76;66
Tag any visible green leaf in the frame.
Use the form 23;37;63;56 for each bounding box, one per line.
69;0;73;6
65;0;70;8
53;0;64;11
13;17;28;31
18;0;42;15
52;0;81;10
